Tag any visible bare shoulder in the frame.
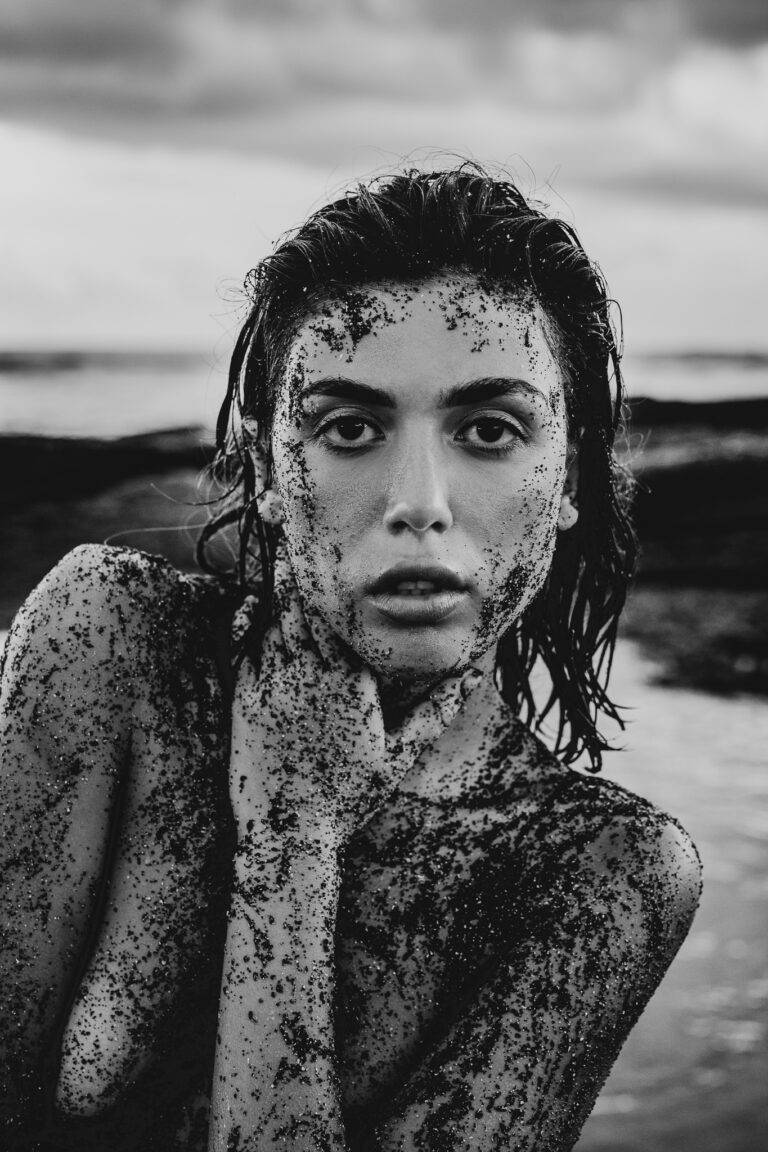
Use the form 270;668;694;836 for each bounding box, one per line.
541;771;703;965
568;773;700;896
489;715;702;912
1;544;235;760
5;542;232;659
5;543;222;656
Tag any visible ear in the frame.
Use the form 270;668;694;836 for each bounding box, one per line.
557;443;580;532
242;417;272;494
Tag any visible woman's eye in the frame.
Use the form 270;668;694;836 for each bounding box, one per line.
458;417;521;451
319;416;381;448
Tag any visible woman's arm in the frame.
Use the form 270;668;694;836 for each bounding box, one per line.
208;552;701;1152
50;549;231;1120
213;746;700;1152
207;556;483;1152
209;822;346;1149
352;811;702;1152
1;544;231;1142
0;548;133;1136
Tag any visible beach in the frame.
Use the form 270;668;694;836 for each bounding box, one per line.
1;354;767;1149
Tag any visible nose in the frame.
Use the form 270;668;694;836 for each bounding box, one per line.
382;435;453;535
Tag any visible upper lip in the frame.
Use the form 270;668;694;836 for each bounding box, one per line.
366;563;469;595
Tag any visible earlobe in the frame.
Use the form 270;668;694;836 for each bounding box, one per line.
557;443;580;532
557;493;579;532
242;424;284;524
244;424;270;490
256;489;285;526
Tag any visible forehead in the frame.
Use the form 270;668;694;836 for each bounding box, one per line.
281;275;565;402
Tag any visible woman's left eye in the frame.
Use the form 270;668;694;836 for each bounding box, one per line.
456;417;522;452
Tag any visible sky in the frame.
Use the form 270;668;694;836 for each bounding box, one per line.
1;0;767;354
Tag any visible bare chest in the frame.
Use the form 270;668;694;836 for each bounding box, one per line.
333;782;552;1118
91;666;565;1138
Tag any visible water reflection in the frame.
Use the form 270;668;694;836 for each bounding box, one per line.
575;641;768;1152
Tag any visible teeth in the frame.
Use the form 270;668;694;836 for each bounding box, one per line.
394;580;439;595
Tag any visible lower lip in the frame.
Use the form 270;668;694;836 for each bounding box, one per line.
367;589;468;624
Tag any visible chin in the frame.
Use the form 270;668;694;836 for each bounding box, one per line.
349;620;478;684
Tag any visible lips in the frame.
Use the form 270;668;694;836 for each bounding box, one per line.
366;564;467;596
365;564;469;624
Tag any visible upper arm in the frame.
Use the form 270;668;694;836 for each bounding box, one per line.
355;806;701;1152
0;546;171;1123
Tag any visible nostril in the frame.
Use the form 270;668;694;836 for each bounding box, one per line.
387;517;449;535
383;501;453;535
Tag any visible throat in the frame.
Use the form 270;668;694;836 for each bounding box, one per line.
377;646;497;732
377;675;438;732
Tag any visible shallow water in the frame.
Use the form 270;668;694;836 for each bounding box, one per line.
574;643;768;1152
0;355;224;437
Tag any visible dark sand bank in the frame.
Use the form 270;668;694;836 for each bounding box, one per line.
0;427;214;509
3;398;768;696
620;397;768;695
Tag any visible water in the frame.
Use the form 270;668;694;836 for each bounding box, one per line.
0;352;226;437
574;643;768;1151
1;351;768;439
626;353;768;406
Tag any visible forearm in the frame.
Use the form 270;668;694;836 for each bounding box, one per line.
208;827;346;1152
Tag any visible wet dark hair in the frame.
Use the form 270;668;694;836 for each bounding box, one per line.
198;163;636;771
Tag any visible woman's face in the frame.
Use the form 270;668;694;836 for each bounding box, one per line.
269;274;573;685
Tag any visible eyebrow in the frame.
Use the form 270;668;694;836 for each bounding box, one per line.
300;375;545;409
300;377;395;408
437;377;546;408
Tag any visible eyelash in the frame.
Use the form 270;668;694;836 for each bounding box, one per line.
313;412;524;457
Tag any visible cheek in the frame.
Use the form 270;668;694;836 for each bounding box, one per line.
471;467;563;648
274;442;322;571
273;441;366;620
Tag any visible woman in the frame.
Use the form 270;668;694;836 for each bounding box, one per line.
0;165;701;1151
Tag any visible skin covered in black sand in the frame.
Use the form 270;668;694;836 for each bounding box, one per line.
1;543;701;1151
0;276;702;1151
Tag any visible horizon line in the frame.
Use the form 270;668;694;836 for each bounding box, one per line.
2;348;768;372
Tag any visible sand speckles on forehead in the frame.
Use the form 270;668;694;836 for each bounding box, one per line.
308;287;403;358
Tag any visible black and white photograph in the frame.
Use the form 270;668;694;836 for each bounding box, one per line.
1;3;766;1150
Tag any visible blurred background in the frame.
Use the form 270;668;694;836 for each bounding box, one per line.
1;2;767;1149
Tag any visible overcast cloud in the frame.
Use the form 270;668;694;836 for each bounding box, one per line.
1;0;766;202
2;1;766;352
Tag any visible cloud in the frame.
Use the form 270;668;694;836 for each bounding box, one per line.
1;5;766;208
0;0;177;64
4;0;766;73
0;2;678;111
1;0;766;359
684;0;768;46
1;121;766;356
0;122;323;350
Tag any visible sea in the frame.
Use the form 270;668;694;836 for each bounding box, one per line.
1;350;766;1150
1;350;768;438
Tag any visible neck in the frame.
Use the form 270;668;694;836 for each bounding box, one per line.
378;676;434;731
377;646;497;731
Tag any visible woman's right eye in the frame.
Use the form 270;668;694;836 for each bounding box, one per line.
317;416;382;450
